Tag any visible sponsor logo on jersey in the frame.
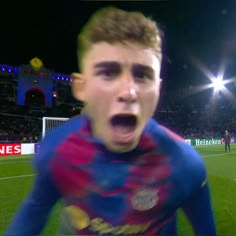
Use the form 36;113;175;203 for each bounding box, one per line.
64;205;150;235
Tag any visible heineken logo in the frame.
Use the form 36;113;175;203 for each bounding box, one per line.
195;139;222;146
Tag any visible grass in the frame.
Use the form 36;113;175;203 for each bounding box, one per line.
0;145;235;236
178;145;236;236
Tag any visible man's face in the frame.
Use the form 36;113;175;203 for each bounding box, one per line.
73;42;161;152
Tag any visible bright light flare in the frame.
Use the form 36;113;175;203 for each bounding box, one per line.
189;56;235;99
210;76;226;92
207;63;227;93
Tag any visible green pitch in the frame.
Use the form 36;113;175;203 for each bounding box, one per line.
0;145;235;236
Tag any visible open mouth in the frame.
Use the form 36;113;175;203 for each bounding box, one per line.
110;114;137;136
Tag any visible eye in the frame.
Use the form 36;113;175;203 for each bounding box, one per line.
133;70;153;82
95;69;119;80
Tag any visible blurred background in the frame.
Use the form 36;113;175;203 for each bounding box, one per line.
0;0;235;143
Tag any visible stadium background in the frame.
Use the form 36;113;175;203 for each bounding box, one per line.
0;1;236;235
0;1;235;145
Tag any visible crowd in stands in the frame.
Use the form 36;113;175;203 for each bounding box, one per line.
0;99;81;143
156;105;236;139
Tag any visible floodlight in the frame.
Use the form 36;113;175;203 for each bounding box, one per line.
211;77;225;91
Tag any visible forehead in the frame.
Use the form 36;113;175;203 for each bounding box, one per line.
82;42;161;73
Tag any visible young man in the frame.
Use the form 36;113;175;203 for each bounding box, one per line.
5;7;216;236
224;130;231;152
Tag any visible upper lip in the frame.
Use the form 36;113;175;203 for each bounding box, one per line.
109;113;138;119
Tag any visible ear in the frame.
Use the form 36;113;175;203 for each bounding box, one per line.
70;72;86;101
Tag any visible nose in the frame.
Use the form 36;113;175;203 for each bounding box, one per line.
117;78;137;103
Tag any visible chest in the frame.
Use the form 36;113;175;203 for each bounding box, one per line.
51;151;181;211
51;151;192;236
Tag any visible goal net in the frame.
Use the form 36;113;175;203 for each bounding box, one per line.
42;117;69;139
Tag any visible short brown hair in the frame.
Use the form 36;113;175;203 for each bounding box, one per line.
77;7;163;70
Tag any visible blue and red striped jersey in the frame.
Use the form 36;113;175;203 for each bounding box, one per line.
5;115;216;236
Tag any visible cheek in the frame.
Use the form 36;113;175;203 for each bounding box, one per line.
86;81;115;103
141;87;160;111
85;85;110;110
84;81;99;100
143;86;160;102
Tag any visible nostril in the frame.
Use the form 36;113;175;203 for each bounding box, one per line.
118;96;136;103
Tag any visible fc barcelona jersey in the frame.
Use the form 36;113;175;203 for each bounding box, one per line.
5;115;216;236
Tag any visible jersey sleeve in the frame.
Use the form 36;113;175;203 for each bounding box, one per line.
180;145;216;236
4;172;61;236
4;133;61;236
182;183;216;236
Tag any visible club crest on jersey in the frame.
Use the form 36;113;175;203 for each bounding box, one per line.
131;188;158;211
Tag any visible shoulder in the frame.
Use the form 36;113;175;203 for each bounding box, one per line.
33;115;87;172
144;118;186;149
145;119;206;182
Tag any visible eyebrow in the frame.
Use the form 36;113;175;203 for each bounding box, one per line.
93;61;120;70
132;64;154;77
93;61;154;74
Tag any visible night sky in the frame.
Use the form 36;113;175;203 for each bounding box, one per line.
1;0;236;93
